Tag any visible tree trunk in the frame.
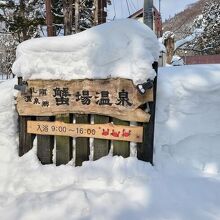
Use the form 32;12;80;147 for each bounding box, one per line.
45;0;54;36
164;37;175;64
63;0;73;35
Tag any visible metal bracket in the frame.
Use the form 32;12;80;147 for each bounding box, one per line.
137;79;153;95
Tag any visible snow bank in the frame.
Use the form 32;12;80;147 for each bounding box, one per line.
1;64;220;219
12;19;160;85
155;64;220;174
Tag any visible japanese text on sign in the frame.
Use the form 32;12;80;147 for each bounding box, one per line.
27;121;144;143
17;79;153;122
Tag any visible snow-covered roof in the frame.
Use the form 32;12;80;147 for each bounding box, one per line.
12;19;160;85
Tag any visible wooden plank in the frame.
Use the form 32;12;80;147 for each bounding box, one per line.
93;115;110;160
137;65;158;164
112;118;130;158
137;104;155;164
17;76;35;156
55;114;73;166
16;79;153;122
27;120;143;142
19;116;35;156
75;114;90;166
36;116;54;164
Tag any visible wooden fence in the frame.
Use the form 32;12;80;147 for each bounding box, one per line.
16;64;157;166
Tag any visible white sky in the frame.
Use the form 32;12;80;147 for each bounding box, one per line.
107;0;199;21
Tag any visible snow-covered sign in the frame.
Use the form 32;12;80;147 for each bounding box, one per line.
16;79;153;122
14;19;159;158
14;19;159;121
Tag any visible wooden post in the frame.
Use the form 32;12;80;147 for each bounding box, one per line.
137;62;158;164
74;0;80;33
137;119;153;163
36;116;54;164
93;115;110;160
18;116;35;156
45;0;54;36
164;36;175;64
94;0;107;25
63;0;73;35
75;114;90;166
18;77;35;156
56;114;73;165
112;118;130;158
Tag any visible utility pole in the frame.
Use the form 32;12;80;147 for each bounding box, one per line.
63;0;73;35
143;0;153;30
45;0;54;36
94;0;107;25
137;1;158;164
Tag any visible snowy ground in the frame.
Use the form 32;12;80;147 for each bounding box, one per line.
1;64;220;220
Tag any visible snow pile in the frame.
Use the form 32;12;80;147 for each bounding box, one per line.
1;64;220;219
158;37;166;53
12;19;160;85
161;31;174;43
155;64;220;174
171;55;184;66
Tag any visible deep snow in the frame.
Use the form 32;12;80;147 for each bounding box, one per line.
1;64;220;219
12;19;160;85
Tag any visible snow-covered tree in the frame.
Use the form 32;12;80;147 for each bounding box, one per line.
51;0;95;35
0;0;45;76
191;0;220;54
77;0;94;31
0;0;45;42
0;33;17;77
176;0;220;55
52;0;64;35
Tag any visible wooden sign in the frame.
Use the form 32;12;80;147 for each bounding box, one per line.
17;78;153;122
27;120;143;143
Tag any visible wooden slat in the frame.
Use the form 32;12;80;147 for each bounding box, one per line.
56;114;73;166
93;115;110;160
36;116;54;164
75;114;90;166
112;118;130;158
19;116;35;156
17;77;35;156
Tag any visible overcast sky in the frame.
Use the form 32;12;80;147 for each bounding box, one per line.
107;0;198;21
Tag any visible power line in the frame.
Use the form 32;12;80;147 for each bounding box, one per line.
128;0;137;11
125;0;131;15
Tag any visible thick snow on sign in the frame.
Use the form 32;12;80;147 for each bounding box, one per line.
12;19;160;85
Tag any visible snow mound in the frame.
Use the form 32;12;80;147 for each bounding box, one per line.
1;66;220;219
12;19;160;85
155;64;220;174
